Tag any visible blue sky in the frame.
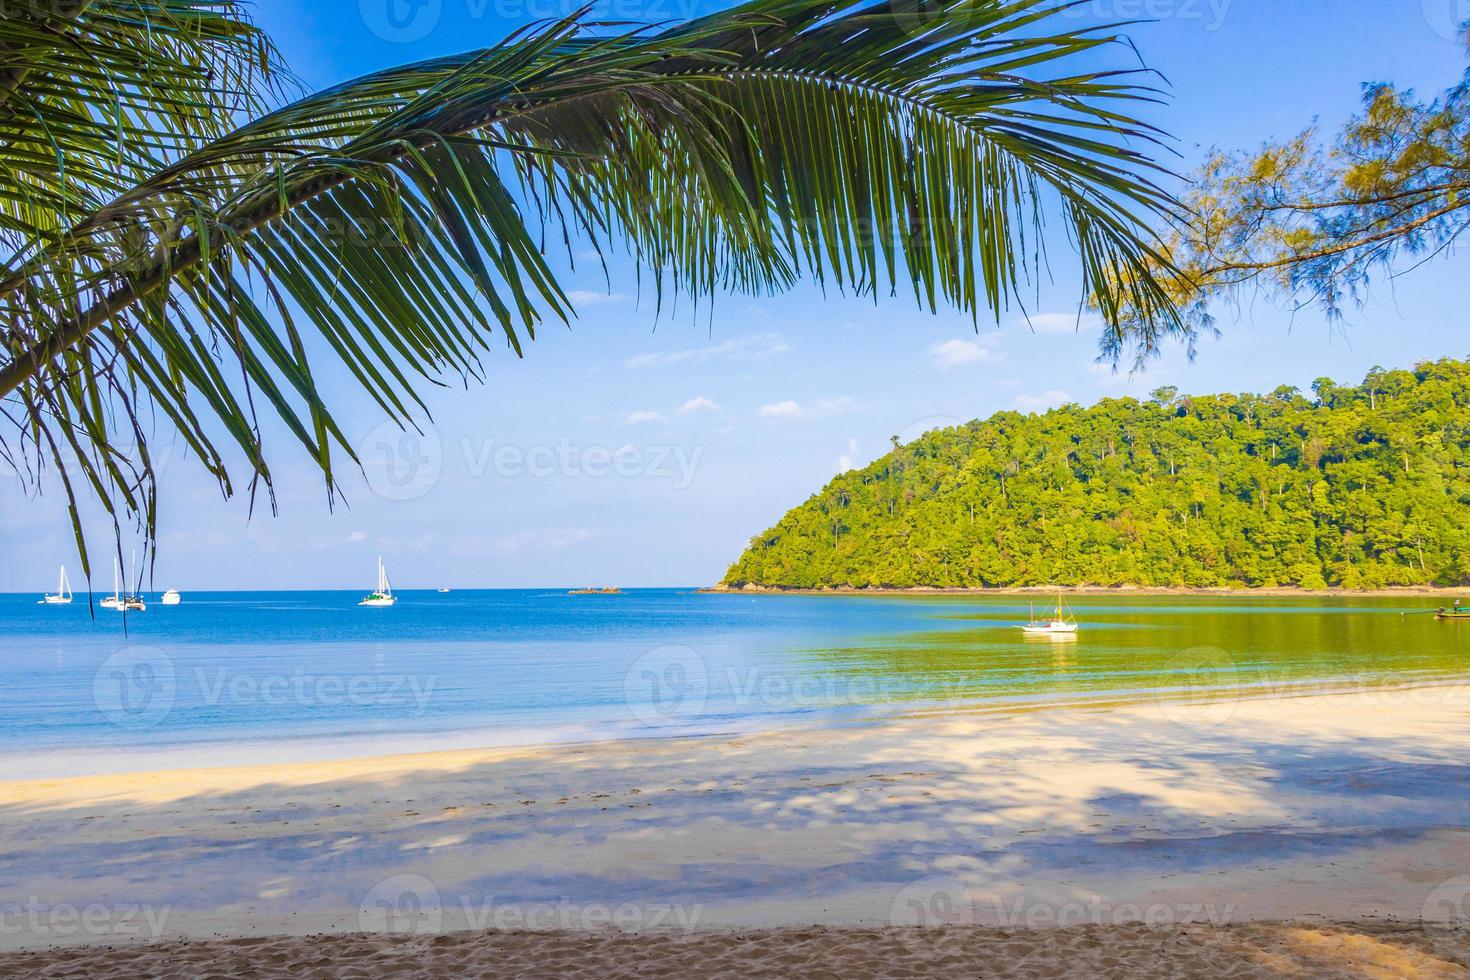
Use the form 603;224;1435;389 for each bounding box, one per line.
3;0;1469;591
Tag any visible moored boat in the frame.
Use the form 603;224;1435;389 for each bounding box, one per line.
100;552;147;611
101;559;124;610
39;565;73;604
360;557;396;607
1018;592;1078;635
161;589;182;605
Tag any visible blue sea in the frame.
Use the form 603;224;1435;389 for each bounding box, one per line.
0;589;1463;777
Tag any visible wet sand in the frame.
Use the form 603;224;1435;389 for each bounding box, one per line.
2;685;1469;974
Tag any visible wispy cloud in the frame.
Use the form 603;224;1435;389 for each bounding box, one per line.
677;395;721;414
347;530;367;543
567;289;628;306
622;409;666;426
760;396;860;421
1012;390;1074;412
626;332;789;369
1017;312;1102;335
836;437;860;472
928;337;996;369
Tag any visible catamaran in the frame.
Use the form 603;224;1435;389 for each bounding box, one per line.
39;565;73;604
1018;592;1078;635
359;557;396;607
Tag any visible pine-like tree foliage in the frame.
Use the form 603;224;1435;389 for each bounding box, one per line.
724;359;1470;590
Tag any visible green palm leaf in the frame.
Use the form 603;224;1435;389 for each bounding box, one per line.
0;0;1186;582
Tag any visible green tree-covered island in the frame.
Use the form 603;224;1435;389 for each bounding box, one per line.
722;359;1470;591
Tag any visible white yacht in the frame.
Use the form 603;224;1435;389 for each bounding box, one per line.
161;589;182;606
39;565;73;604
359;557;396;607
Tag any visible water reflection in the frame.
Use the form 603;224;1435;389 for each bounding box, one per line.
799;595;1468;710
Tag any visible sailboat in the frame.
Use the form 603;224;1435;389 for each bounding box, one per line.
39;565;73;604
1018;591;1078;635
100;560;123;610
103;553;146;612
359;556;397;607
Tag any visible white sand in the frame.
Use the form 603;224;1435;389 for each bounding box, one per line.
2;684;1469;975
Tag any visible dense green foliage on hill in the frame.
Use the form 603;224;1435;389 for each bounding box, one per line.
724;359;1470;590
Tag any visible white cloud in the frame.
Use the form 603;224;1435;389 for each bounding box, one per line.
928;338;995;369
622;410;666;426
626;332;790;369
677;395;721;414
448;528;597;558
837;438;860;472
1012;390;1074;412
760;396;860;421
1019;312;1103;335
566;289;628;306
347;530;367;543
759;400;803;419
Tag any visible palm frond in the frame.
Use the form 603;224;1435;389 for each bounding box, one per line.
0;0;1186;582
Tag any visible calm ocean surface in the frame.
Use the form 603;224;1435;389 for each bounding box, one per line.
0;589;1465;776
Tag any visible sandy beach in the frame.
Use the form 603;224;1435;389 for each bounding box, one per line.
2;684;1469;975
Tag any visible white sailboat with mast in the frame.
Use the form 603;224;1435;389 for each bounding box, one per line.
100;559;123;610
39;565;73;604
1018;591;1078;635
122;551;146;610
359;556;397;607
102;553;146;611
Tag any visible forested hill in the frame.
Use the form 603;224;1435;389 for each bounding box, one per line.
722;359;1470;590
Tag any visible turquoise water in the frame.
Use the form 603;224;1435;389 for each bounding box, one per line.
0;589;1464;774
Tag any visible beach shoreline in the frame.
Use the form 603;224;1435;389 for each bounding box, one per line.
705;583;1469;597
3;682;1469;964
